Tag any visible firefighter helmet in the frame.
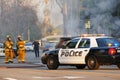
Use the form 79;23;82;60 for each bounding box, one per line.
6;35;11;38
17;35;22;40
6;35;11;41
17;35;21;38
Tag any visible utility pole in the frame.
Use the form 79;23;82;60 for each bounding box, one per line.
85;16;90;34
63;0;67;36
27;24;30;41
56;0;68;36
0;0;3;30
0;0;4;41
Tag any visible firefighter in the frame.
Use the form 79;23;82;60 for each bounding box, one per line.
16;35;26;63
3;35;14;63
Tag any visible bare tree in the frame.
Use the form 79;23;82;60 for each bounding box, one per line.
0;0;40;42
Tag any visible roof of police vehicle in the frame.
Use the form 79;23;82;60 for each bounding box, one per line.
73;34;111;40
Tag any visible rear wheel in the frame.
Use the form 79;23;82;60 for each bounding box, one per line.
47;55;59;70
86;56;99;70
76;65;86;69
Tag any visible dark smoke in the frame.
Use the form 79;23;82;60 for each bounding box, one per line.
58;0;120;38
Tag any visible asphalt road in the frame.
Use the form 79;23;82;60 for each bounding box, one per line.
0;50;44;68
0;66;120;80
0;51;120;80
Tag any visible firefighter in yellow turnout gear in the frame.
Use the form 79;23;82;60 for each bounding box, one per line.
16;35;26;63
4;35;14;63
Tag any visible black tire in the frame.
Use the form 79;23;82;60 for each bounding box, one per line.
47;55;59;70
76;64;86;69
86;56;99;70
117;64;120;69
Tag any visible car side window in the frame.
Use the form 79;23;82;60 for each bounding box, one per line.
96;38;120;47
78;38;90;48
66;39;79;48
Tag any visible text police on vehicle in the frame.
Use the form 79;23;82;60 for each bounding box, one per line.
41;34;120;70
60;50;82;57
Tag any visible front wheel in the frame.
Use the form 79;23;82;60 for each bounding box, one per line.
86;56;99;70
47;55;59;70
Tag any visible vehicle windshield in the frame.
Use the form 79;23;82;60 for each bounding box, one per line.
96;38;120;47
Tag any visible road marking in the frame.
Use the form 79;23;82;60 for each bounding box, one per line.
32;76;85;79
33;76;52;79
4;78;17;80
63;76;85;79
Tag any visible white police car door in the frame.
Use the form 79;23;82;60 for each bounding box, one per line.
59;38;90;64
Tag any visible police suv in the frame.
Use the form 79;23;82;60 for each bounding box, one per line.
42;34;120;70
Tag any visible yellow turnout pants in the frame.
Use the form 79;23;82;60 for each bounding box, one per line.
4;49;14;63
17;50;26;62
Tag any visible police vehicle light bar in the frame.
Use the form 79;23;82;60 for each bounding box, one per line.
80;34;105;37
